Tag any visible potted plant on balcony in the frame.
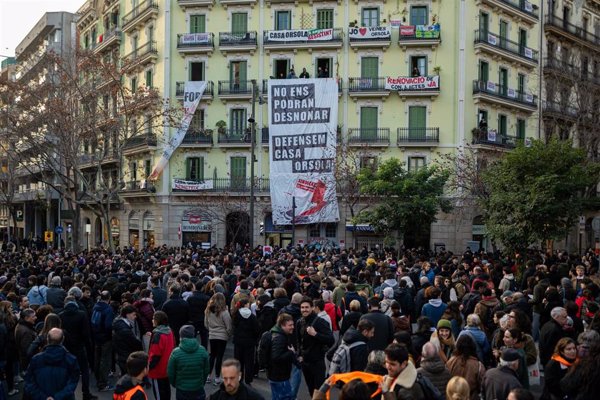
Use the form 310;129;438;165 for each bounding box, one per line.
433;66;442;75
216;120;227;135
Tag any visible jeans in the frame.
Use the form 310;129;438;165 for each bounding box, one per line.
72;348;91;396
290;364;302;399
94;341;112;388
270;379;294;400
176;388;205;400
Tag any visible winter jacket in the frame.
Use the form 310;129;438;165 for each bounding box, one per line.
187;290;210;333
360;310;394;352
279;303;301;323
498;275;517;292
421;299;448;327
59;301;91;355
24;344;80;400
543;357;573;400
256;302;278;335
133;298;155;335
340;327;369;372
272;297;290;313
340;311;362;336
205;310;232;341
267;324;295;382
15;319;37;369
297;313;334;364
458;326;490;363
151;287;167;310
208;381;264;400
561;359;600;400
91;300;115;344
446;355;485;400
46;286;66;313
482;365;522;400
384;361;425;400
161;296;190;343
27;285;48;306
113;374;147;400
233;308;260;346
540;319;565;366
148;325;175;379
323;303;342;331
532;279;551;314
112;318;143;364
167;337;209;392
343;291;367;314
416;357;452;397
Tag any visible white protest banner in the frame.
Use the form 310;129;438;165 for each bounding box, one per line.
348;26;391;40
180;33;210;44
508;88;517;98
486;81;497;92
487;129;497;142
172;178;214;191
385;75;440;91
267;28;333;42
268;79;340;225
390;20;402;29
487;33;497;45
524;47;533;59
149;81;206;180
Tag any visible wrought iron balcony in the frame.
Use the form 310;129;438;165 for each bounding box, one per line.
95;27;122;53
474;29;538;65
478;0;538;24
181;132;213;145
218;129;250;144
263;28;343;46
218;31;257;47
121;1;158;33
176;81;214;98
472;80;537;110
398;24;441;48
172;177;270;192
472;129;520;148
542;100;579;120
545;14;600;47
397;128;440;145
123;41;158;69
218;80;253;96
347;128;390;145
176;33;214;53
347;77;388;92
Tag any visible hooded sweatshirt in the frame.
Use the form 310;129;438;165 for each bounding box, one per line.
421;298;448;327
114;374;147;400
167;337;209;392
233;307;260;346
148;325;175;379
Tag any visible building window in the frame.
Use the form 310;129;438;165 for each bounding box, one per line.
91;28;97;46
410;56;427;76
190;15;206;33
84;34;90;49
145;115;152;135
410;6;427;26
408;106;427;139
186;157;204;181
275;11;291;30
148;25;154;43
188;109;205;134
190;62;204;81
517;119;526;139
325;223;337;238
144;159;151;179
408;156;426;171
517;73;525;95
479;60;489;82
231;13;248;33
498;114;507;136
131;77;137;93
360;107;378;140
360;156;378;171
230;109;247;136
361;56;378;78
145;69;153;87
309;225;320;237
316;9;334;29
131;161;138;182
361;8;379;27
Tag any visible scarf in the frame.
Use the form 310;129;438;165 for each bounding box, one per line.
551;354;577;367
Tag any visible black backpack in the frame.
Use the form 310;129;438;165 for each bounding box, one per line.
416;373;443;400
257;331;272;369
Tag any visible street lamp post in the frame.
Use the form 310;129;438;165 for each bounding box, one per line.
248;79;257;249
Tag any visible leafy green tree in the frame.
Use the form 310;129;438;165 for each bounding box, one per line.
356;158;452;246
481;139;599;252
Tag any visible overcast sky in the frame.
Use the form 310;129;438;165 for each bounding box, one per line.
0;0;83;59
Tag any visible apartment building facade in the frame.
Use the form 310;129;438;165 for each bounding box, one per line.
67;0;547;252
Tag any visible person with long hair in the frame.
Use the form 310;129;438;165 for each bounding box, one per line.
27;313;62;360
446;376;470;400
204;292;232;385
493;328;529;388
542;337;577;400
0;301;18;395
506;309;538;366
561;341;600;399
446;335;485;400
430;319;456;363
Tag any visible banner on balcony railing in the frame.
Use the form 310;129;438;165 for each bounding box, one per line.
349;26;391;39
267;28;333;42
172;178;214;191
268;78;340;226
399;24;440;38
149;81;207;181
180;33;210;44
385;75;439;91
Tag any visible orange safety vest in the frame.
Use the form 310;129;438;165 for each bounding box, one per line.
325;371;384;400
113;385;147;400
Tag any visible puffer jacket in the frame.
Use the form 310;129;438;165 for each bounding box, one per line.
24;345;80;400
148;325;175;379
416;357;452;396
167;337;209;391
233;308;259;346
112;318;143;364
267;324;295;382
340;327;369;372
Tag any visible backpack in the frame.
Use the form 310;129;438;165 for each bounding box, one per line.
91;308;105;336
416;372;443;400
506;278;518;293
328;340;364;375
257;331;272;369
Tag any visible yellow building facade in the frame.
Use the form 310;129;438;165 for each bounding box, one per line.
73;0;544;251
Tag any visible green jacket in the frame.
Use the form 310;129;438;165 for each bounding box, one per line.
167;338;209;391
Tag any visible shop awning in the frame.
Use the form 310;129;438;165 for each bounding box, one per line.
345;223;375;232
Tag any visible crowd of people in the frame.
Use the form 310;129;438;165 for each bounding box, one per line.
0;243;599;400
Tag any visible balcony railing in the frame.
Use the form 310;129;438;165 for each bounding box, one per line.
472;80;537;106
472;129;520;148
347;128;390;144
263;28;343;45
489;0;538;18
176;81;214;97
546;14;600;45
219;31;257;46
123;41;157;64
397;128;440;143
182;132;213;145
123;134;157;149
122;1;158;30
542;100;579;119
347;77;388;92
95;27;122;51
474;29;538;62
124;180;155;191
398;24;441;41
172;177;270;192
218;80;252;95
177;33;215;49
218;129;250;143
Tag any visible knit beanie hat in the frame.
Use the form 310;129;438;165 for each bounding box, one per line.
437;319;452;331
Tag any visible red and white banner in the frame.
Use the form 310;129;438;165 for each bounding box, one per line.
267;28;333;41
385;75;440;91
268;79;340;225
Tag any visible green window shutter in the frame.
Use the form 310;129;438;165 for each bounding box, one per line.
519;29;527;48
361;8;379;27
360;107;378;140
239;61;247;90
517;119;526;139
185;158;192;180
479;61;489;82
499;69;508;95
361;57;378;78
230;156;247;189
408;106;426;139
145;70;152;87
498;115;507;136
187;157;204;181
480;13;489;33
317;9;333;29
518;74;525;94
230;109;247;136
190;15;206;33
410;6;427;26
232;13;248;33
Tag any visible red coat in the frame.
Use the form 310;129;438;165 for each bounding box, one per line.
324;302;342;331
148;325;175;379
